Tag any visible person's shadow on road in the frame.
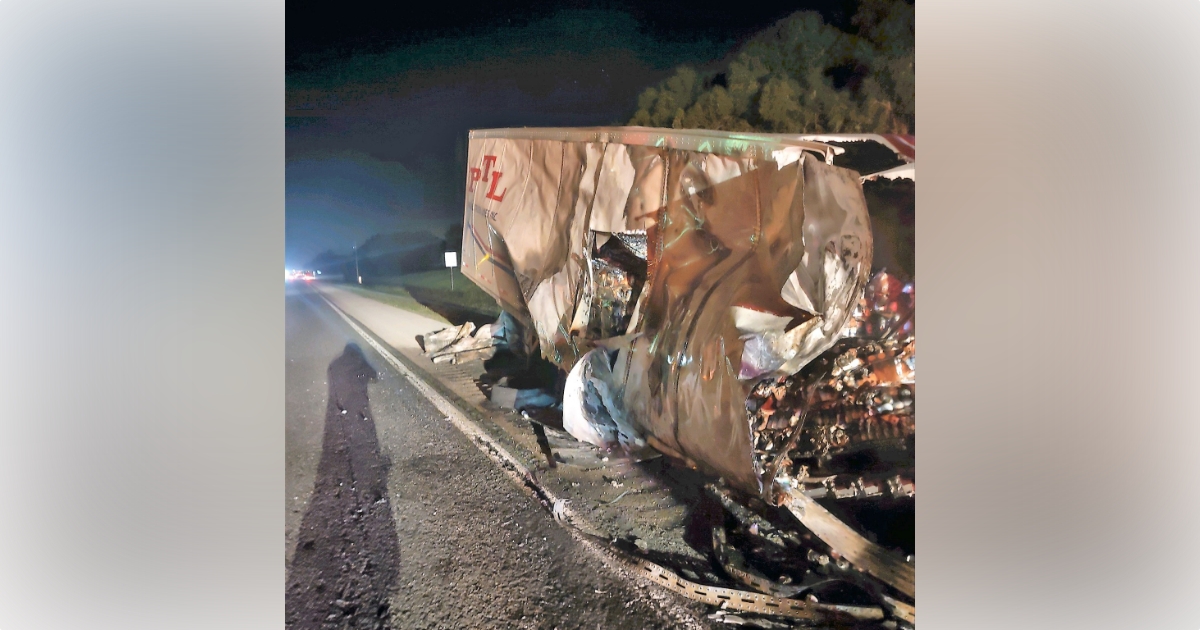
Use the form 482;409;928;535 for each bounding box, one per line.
286;343;401;630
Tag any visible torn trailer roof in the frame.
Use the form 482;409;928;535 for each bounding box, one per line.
459;126;913;501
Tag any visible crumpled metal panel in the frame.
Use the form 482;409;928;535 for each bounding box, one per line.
460;137;595;357
614;156;872;491
461;127;874;494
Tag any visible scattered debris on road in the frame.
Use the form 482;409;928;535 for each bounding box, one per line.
489;384;556;411
417;320;505;365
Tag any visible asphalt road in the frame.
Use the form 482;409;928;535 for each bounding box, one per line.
284;283;698;630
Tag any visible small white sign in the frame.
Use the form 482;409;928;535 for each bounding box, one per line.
444;252;458;268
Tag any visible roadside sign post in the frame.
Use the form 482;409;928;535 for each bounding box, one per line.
444;251;458;292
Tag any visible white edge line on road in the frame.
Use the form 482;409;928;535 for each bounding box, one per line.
314;290;707;630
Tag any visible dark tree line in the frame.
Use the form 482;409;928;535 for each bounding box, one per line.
306;231;448;282
628;0;913;135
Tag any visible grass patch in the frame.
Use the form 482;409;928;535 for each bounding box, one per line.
337;283;451;324
367;270;503;325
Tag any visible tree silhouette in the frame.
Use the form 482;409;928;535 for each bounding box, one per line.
629;1;913;134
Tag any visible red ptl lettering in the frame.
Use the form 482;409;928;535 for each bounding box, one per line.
470;155;506;199
485;171;507;202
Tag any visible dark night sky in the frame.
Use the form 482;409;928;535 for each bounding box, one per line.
284;0;860;268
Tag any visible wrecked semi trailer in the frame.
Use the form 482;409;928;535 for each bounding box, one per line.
459;127;916;609
459;127;909;482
